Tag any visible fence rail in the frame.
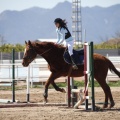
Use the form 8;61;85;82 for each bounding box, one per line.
0;56;119;84
0;59;66;85
106;56;120;82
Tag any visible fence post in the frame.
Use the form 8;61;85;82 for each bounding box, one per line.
90;42;95;111
27;65;30;102
12;49;15;102
67;77;71;107
84;43;88;110
70;77;76;107
0;52;3;63
18;52;21;60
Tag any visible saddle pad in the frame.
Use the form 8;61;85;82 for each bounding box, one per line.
63;49;84;65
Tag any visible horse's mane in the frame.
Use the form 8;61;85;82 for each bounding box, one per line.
32;41;66;50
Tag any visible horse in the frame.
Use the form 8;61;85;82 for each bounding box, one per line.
22;40;120;108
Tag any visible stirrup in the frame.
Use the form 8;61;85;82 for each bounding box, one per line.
72;64;78;70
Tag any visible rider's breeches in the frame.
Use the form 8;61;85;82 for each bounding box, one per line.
66;40;74;56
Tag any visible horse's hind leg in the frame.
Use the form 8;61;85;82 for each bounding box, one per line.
94;60;115;108
106;85;115;108
101;83;115;108
95;70;109;108
96;79;108;108
96;78;115;108
97;80;109;108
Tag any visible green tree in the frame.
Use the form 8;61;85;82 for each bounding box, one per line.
0;44;25;53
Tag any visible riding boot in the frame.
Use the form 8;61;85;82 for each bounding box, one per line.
70;55;78;70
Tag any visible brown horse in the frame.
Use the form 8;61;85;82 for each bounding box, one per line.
22;40;120;108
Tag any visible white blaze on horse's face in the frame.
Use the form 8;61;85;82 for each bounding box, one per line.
24;48;26;56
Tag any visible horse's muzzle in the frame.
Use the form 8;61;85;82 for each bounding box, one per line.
22;61;29;67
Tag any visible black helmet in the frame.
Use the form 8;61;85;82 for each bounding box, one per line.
54;18;62;24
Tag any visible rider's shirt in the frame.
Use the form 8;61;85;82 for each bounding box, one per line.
56;27;73;44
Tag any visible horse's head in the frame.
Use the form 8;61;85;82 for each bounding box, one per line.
22;40;37;67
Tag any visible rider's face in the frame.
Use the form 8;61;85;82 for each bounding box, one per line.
55;23;60;28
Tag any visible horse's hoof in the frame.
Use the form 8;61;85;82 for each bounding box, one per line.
44;97;48;104
62;88;66;93
103;104;108;108
108;101;115;109
43;93;48;98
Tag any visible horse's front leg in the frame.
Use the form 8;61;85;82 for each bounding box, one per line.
43;88;48;103
43;73;58;103
51;81;66;93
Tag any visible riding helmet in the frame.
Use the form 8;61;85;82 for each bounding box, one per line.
54;18;62;24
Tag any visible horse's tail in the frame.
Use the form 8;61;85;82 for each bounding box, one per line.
108;59;120;78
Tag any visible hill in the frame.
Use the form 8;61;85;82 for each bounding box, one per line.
0;1;120;44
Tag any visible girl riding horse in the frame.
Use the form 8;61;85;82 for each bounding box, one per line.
54;18;78;70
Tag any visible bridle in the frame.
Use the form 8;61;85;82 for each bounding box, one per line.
23;46;52;62
23;47;36;63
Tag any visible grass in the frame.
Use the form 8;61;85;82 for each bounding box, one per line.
48;80;120;88
107;81;120;87
0;80;120;91
0;85;27;91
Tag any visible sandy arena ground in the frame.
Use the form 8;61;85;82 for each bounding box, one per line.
0;87;120;120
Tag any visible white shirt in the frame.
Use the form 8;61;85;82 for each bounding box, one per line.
56;27;73;44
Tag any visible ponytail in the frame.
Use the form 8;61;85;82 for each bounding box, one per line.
61;19;67;28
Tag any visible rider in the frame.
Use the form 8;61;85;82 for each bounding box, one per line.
54;18;78;70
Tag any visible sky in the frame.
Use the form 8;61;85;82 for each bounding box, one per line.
0;0;120;13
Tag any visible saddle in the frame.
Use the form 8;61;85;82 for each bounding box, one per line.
63;48;84;65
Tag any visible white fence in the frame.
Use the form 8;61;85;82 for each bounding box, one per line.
0;56;119;84
0;58;66;84
106;56;120;82
0;59;45;82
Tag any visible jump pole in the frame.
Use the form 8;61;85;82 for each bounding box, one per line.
27;65;30;102
84;42;95;111
84;42;88;110
90;42;95;111
12;49;15;103
67;76;71;107
68;42;90;109
70;77;76;107
12;50;30;103
72;42;96;111
83;29;88;110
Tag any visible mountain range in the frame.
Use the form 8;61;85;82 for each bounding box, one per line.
0;1;120;44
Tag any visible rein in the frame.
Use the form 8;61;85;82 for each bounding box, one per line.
39;48;52;56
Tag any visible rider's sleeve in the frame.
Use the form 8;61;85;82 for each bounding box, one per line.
56;29;61;44
56;28;65;44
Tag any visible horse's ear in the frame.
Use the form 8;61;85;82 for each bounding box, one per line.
25;41;27;45
28;40;32;46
